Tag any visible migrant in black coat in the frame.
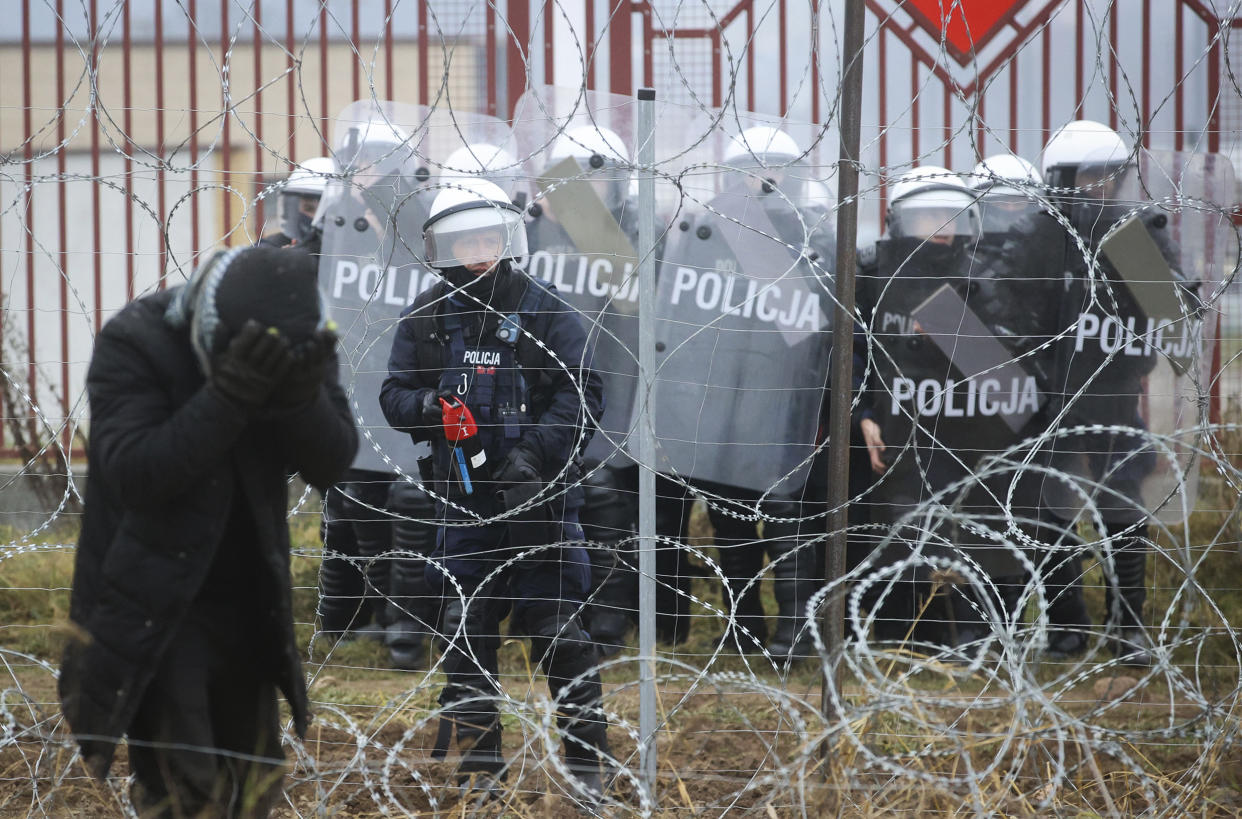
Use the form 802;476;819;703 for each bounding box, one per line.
59;287;358;778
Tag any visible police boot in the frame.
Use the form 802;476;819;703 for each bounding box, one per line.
866;560;923;644
766;531;817;663
714;543;768;652
945;586;990;662
531;611;611;806
1042;551;1090;660
386;555;434;669
654;488;693;646
455;720;506;796
355;497;395;633
436;601;506;792
1106;530;1154;668
385;482;438;670
580;467;638;656
587;546;637;658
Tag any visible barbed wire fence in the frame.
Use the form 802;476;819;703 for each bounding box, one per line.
2;0;1242;815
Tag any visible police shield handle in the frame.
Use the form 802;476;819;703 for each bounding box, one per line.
909;283;1043;434
1099;214;1196;372
537;156;640;313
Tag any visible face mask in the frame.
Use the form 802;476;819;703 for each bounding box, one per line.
442;260;512;303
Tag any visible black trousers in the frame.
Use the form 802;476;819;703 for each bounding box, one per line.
127;603;284;819
318;470;395;634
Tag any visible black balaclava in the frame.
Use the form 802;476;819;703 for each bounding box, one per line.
442;259;514;305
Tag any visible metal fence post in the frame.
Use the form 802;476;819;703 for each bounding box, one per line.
823;0;866;736
635;85;659;804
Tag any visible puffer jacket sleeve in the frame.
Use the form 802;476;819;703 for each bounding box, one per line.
269;353;359;492
87;308;249;509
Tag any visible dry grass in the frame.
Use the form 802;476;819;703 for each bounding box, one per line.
2;469;1242;816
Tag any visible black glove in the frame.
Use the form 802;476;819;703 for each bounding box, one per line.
420;388;453;425
492;442;543;486
273;328;336;408
210;320;295;410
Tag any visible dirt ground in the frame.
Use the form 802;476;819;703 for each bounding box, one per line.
5;650;1242;817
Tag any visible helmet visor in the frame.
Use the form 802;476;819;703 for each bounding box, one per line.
424;203;529;268
889;188;979;240
976;189;1042;232
279;192;320;242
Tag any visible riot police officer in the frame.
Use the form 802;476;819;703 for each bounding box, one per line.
380;179;610;796
858;165;1023;651
261;156;336;248
521;123;679;653
1039;120;1191;667
315;110;440;668
965;153;1093;661
650;124;831;662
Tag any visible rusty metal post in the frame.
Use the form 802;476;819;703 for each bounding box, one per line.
822;0;866;738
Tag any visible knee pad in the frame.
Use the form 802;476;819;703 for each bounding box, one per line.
529;614;598;679
767;538;816;582
321;484;361;559
390;482;437;555
579;467;636;545
442;599;501;655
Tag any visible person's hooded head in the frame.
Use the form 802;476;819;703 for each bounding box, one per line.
167;245;324;375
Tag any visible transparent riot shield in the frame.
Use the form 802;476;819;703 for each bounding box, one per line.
420;108;524;205
1045;149;1234;525
318;100;439;473
865;237;1043;576
510;86;640;465
632;108;835;496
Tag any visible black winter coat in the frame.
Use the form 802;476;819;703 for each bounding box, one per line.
59;288;358;779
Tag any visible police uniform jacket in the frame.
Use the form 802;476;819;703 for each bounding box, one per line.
59;288;358;778
380;268;604;506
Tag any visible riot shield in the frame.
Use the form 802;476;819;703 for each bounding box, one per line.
1045;149;1234;525
510;86;640;465
317;100;439;473
634;110;835;495
864;234;1061;577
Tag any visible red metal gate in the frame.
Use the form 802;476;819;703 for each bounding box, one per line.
1;0;1237;454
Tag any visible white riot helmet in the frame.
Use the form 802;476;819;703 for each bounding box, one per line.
338;116;413;181
550;124;629;165
886;166;981;242
548;124;631;210
972;154;1042;192
442;143;525;204
1040;120;1128;191
279;156;336;242
723;125;804;202
724;125;801;165
423;178;529;270
800;178;834;212
970;154;1044;232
